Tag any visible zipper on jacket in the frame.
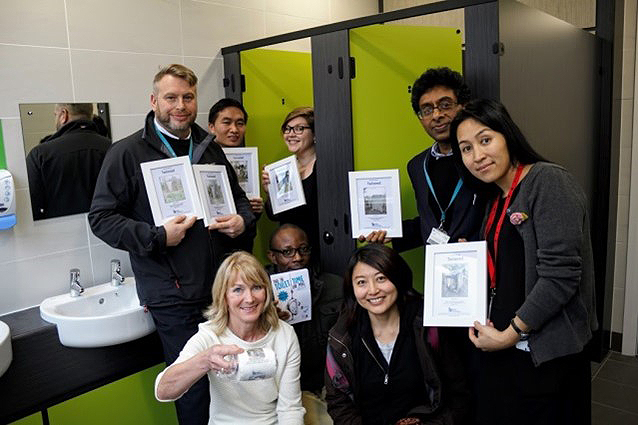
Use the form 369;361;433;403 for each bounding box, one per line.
361;338;389;385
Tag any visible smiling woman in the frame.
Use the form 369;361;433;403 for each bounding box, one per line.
154;251;305;425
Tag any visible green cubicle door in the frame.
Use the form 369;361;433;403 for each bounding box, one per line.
240;48;313;263
350;24;463;291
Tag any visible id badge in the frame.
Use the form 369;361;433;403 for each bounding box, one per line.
426;227;450;244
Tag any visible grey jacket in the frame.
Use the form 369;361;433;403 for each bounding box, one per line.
495;162;597;366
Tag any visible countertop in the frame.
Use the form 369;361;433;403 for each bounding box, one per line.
0;306;164;423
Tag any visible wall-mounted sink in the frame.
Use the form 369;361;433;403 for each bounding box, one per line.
40;278;155;348
0;321;11;377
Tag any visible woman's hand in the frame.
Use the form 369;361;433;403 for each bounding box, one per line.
202;344;244;374
357;230;391;244
261;167;270;192
468;320;519;352
249;197;264;214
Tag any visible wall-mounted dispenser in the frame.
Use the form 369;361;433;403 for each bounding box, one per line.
0;170;16;229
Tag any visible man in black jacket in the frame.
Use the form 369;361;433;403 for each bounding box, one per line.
89;64;255;425
26;103;111;220
363;67;485;248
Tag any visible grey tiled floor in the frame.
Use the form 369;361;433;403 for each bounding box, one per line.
592;351;638;425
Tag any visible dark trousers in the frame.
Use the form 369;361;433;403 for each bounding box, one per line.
149;302;210;425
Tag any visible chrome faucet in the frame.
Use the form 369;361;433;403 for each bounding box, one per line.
70;268;84;297
111;259;125;286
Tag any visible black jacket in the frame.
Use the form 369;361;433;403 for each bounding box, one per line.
26;119;111;220
266;264;343;392
393;148;485;251
325;297;470;424
88;112;255;307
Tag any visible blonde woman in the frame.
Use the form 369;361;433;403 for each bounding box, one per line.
155;251;305;424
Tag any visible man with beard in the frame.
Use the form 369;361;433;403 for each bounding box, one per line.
89;64;255;425
26;103;111;220
266;224;342;418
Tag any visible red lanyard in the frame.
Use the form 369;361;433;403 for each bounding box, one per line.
484;165;524;292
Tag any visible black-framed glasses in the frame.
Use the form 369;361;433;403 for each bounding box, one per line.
283;125;311;134
271;245;312;258
417;99;458;118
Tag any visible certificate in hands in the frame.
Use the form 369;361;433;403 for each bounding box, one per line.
423;241;487;327
269;268;312;325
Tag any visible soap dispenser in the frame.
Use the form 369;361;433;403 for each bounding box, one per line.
0;170;16;229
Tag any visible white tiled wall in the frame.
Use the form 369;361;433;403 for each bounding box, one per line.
0;0;378;315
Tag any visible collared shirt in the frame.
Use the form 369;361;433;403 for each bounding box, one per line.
430;142;454;160
153;117;192;140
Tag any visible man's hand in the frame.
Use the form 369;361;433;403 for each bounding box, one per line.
261;167;270;193
274;300;291;321
164;215;197;246
468;320;519;352
208;214;245;238
357;230;391;245
249;197;264;214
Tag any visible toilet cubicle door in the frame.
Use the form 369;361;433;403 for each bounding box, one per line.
240;48;313;263
349;24;462;291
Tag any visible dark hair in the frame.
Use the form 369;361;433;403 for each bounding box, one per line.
341;245;418;328
411;67;471;114
281;107;314;133
208;98;248;124
450;98;546;167
268;223;307;250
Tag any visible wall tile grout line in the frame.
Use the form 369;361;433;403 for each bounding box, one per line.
591;400;638;417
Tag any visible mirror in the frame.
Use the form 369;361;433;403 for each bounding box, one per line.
19;102;112;221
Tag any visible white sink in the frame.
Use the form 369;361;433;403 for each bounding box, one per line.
40;278;156;348
0;320;11;377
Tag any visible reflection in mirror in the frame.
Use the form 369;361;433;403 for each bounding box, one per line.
19;102;112;221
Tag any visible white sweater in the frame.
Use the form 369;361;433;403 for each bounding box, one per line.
155;320;305;425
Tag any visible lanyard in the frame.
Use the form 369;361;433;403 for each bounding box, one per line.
484;164;524;315
154;124;193;162
423;157;463;226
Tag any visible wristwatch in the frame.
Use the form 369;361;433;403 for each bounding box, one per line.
510;318;530;341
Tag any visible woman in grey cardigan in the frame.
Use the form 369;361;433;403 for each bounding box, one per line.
449;99;597;425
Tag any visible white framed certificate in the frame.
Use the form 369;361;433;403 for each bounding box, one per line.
348;169;403;238
265;155;306;214
192;164;237;227
423;241;487;327
140;156;203;226
222;147;259;198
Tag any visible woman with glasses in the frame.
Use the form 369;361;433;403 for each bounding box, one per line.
262;107;320;254
449;99;597;425
325;244;469;425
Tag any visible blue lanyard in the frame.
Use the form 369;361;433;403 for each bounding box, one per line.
154;124;193;162
423;157;463;226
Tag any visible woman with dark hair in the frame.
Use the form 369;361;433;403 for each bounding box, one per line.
449;99;597;425
262;107;320;253
325;244;469;425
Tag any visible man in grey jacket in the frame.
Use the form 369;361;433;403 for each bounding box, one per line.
89;64;255;425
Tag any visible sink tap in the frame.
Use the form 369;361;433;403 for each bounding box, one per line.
70;268;84;297
111;259;125;287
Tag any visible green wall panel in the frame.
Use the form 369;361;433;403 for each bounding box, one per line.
47;364;177;425
350;25;463;291
0;120;7;169
241;48;313;263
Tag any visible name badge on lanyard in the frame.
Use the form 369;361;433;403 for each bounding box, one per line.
423;157;462;245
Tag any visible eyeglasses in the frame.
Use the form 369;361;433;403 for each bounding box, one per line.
417;99;458;118
270;245;312;258
283;125;311;134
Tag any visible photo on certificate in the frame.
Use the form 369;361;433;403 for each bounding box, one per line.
222;147;259;198
348;169;403;238
423;241;487;327
141;156;203;226
193;164;237;227
265;155;306;214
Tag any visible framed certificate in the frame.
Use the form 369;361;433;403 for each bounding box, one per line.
265;155;306;214
192;164;237;226
222;147;259;198
140;156;203;226
348;169;403;238
423;241;487;327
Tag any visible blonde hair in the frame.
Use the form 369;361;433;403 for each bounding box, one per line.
204;251;279;335
152;64;198;94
